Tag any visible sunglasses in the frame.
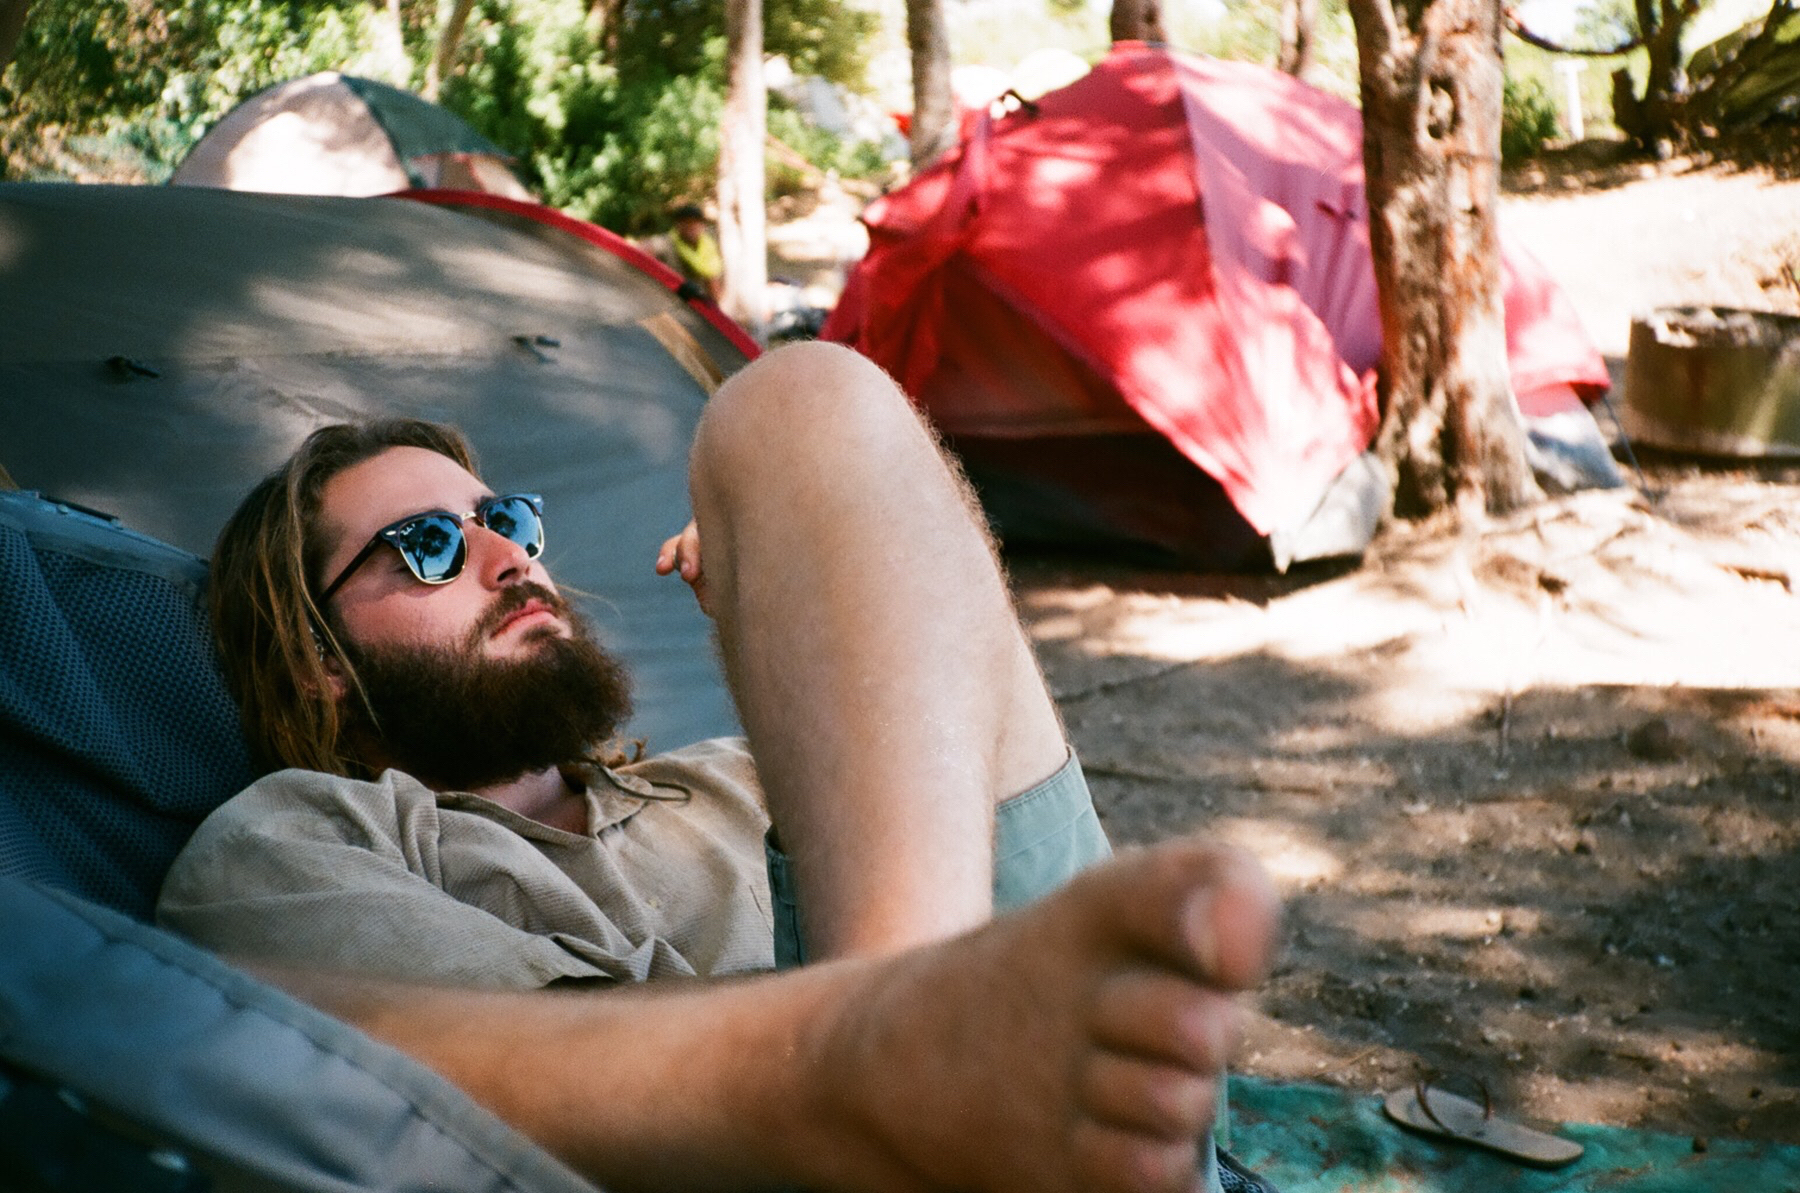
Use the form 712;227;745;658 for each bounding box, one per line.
318;493;545;602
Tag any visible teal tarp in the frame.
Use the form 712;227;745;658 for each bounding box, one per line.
1226;1076;1800;1193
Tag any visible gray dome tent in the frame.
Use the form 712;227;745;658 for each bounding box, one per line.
0;180;754;1190
170;71;533;199
1;182;751;750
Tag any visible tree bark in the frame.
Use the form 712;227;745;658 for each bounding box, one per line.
720;0;768;336
1277;0;1319;76
906;0;954;167
423;0;476;101
596;0;626;61
1110;0;1166;43
368;0;410;87
1633;0;1701;149
1348;0;1540;519
0;0;30;82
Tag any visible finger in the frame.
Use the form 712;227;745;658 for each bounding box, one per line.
1078;1050;1220;1139
655;533;683;575
678;523;701;578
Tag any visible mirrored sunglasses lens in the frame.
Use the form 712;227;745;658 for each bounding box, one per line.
393;515;467;582
484;496;544;557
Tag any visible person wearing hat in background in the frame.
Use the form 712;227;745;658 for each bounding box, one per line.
669;203;723;303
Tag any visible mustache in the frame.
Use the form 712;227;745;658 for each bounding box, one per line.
469;581;574;645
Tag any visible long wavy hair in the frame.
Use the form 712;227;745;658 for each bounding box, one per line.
210;420;477;777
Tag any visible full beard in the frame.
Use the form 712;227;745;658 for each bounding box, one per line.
337;583;634;791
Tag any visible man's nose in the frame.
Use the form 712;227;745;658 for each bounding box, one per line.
468;522;535;586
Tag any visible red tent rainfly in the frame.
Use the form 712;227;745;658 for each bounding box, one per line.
826;44;1613;569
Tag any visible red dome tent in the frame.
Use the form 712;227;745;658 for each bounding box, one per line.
824;44;1613;568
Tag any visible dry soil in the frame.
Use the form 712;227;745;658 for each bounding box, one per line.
1003;142;1800;1148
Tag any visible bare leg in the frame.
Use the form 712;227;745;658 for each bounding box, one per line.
285;837;1280;1193
688;342;1069;959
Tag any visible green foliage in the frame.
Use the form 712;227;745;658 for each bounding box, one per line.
1575;0;1641;50
440;0;882;235
1504;33;1631;140
1501;72;1562;161
1183;0;1360;102
439;0;717;233
2;0;379;180
2;0;883;227
766;100;884;195
574;69;725;230
609;0;873;90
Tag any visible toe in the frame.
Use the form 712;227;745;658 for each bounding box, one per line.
1078;1050;1220;1138
1089;969;1238;1073
1072;1120;1205;1193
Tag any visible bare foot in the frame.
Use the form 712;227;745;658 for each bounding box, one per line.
806;837;1280;1193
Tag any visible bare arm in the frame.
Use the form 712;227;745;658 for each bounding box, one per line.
254;959;873;1193
247;837;1280;1193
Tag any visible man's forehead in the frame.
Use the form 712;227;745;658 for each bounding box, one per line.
320;446;491;543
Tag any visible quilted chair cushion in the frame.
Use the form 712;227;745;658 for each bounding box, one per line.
0;490;255;919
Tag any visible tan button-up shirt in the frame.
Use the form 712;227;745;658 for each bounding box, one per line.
157;738;776;987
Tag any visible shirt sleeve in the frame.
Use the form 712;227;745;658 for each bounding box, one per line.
157;769;675;989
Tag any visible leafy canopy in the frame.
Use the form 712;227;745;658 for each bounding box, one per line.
1;0;880;232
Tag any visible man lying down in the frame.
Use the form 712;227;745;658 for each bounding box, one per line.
158;341;1283;1193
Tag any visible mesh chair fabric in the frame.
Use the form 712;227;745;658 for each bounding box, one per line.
0;492;255;918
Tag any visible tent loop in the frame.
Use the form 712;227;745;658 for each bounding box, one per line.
511;335;561;364
994;89;1041;120
105;356;161;380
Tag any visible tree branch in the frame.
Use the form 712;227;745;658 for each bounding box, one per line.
1689;0;1799;116
1502;6;1642;55
1346;0;1401;101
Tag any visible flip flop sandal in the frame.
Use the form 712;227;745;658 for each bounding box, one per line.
1383;1079;1585;1169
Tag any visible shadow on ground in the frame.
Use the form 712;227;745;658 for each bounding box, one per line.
1014;571;1800;1146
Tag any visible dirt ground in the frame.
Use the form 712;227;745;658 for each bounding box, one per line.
771;135;1800;1148
1006;143;1800;1148
1015;477;1800;1148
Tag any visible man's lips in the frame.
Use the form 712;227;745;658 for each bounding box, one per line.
492;598;560;637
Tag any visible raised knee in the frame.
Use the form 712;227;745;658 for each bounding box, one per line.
692;342;922;490
691;343;907;458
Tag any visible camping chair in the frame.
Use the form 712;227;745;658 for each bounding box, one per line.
0;489;597;1193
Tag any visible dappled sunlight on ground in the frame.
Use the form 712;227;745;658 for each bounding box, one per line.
1203;817;1344;889
1012;473;1800;1146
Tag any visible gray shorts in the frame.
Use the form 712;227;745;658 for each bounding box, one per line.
764;750;1112;968
761;756;1229;1192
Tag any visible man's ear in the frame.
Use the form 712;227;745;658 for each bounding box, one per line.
311;622;351;702
320;652;350;702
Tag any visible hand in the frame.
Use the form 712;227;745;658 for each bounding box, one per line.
656;520;711;615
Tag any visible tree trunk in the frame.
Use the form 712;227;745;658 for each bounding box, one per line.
906;0;954;167
596;0;626;61
720;0;768;337
1634;0;1696;149
368;0;410;86
0;0;30;81
1109;0;1165;43
423;0;476;101
1348;0;1539;519
1277;0;1319;76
